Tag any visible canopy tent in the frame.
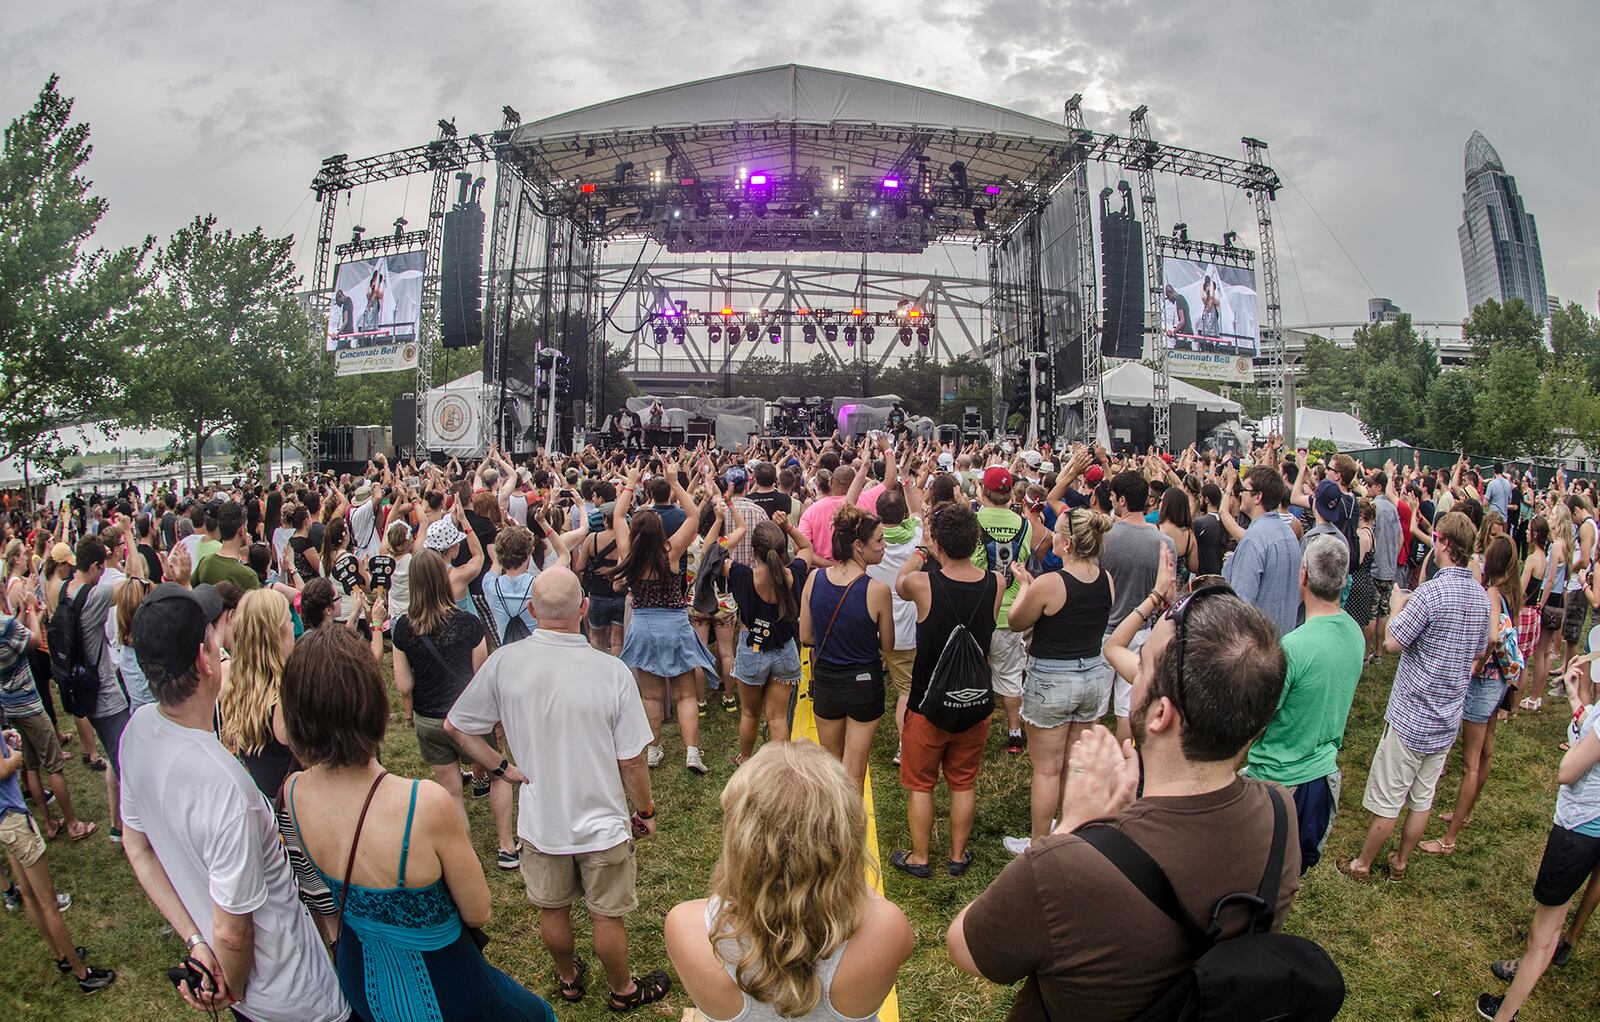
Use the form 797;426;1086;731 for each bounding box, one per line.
1056;362;1243;416
1258;408;1371;451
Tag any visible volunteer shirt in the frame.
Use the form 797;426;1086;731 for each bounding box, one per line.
119;704;347;1022
972;506;1032;628
1244;612;1365;786
447;630;654;854
961;777;1300;1022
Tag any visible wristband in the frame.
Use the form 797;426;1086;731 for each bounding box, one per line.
185;933;207;952
491;758;509;778
635;802;656;820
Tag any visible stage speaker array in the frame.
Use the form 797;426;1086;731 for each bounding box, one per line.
441;203;485;348
391;396;417;457
1099;184;1144;360
1169;401;1198;452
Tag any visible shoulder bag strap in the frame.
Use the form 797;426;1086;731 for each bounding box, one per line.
816;574;864;661
1249;785;1289;934
417;630;472;686
1076;824;1211;947
335;771;388;940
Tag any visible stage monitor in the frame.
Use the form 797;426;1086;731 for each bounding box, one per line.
1160;255;1259;357
326;250;425;376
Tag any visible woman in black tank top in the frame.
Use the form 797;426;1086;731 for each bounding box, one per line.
573;507;624;655
1003;506;1117;851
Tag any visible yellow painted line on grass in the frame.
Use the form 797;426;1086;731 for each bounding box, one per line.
793;650;900;1022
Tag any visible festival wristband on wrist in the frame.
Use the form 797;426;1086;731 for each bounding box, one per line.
185;933;207;952
635;802;656;820
491;758;509;777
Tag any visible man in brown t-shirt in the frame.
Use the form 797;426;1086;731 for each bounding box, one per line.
947;565;1301;1021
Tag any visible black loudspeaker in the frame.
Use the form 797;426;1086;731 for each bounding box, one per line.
441;205;485;348
1099;185;1144;360
1169;401;1198;452
317;427;353;464
392;396;417;457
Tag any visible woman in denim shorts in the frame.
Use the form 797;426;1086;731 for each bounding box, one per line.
1000;507;1116;855
703;509;816;764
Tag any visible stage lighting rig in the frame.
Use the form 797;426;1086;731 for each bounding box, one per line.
823;324;838;343
899;327;913;345
861;325;875;344
1173;222;1189;243
437;118;457;138
392;216;408;239
613;161;634;184
672;324;686;344
916;325;930;345
803;324;817;343
652;323;668;344
744;323;760;343
832;166;846;192
843;325;857;346
707;324;722;344
768;325;782;344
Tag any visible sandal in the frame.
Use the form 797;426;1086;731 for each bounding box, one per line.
1439;811;1471;827
81;755;107;773
1335;856;1372;883
608;970;671;1013
554;957;587;1003
890;850;933;879
1386;851;1407;883
1418;838;1456;856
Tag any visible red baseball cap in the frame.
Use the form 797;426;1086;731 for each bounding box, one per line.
1084;465;1105;484
1160;452;1175;464
981;466;1015;492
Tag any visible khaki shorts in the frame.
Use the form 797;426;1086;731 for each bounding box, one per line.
15;712;65;775
1362;723;1449;817
883;648;915;701
519;838;637;917
989;629;1027;699
0;811;45;869
413;713;469;768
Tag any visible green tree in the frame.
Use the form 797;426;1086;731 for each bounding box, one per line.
1295;334;1361;411
1550;301;1600;390
1462;300;1552;457
1542;357;1600;459
0;76;151;483
1464;298;1545;362
126;216;320;484
1351;316;1438;444
1420;369;1478;450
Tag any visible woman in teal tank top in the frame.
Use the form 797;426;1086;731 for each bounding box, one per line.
280;626;554;1022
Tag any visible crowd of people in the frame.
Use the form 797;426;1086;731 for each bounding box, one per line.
0;435;1597;1021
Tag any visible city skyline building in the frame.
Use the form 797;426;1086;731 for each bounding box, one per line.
1458;130;1548;317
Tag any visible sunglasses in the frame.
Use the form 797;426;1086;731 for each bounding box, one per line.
1163;580;1236;713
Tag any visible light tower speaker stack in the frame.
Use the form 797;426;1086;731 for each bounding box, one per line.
1099;184;1144;361
440;205;485;349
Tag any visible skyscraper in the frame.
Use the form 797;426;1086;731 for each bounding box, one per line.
1458;131;1548;316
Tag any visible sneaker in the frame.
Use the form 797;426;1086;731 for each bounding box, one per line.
892;744;901;766
56;945;90;973
646;744;664;768
1476;992;1513;1020
77;967;116;994
721;691;738;711
1006;730;1026;755
496;848;519;871
686;747;708;775
1553;936;1574;967
107;828;121;845
3;886;20;911
472;775;491;800
697;700;707;717
56;892;71;912
1002;835;1032;857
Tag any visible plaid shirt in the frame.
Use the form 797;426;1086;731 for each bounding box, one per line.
1385;566;1490;754
727;496;770;566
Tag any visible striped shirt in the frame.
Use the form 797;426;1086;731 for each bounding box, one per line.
0;616;43;718
1385;566;1490;754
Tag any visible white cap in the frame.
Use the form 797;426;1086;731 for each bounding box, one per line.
938;451;955;468
1040;460;1055;472
1022;450;1042;467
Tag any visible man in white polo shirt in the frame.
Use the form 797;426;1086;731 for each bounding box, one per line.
447;567;672;1012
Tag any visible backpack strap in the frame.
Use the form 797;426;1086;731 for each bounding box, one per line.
1076;825;1211;948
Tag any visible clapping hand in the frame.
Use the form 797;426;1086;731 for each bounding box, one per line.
1054;725;1140;834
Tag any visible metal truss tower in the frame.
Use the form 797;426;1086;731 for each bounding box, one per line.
1244;138;1287;437
1129;106;1168;450
1066;95;1099;445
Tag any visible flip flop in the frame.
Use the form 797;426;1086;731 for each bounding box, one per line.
68;822;98;842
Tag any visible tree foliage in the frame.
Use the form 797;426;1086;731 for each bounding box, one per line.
0;76;151;474
125;216;319;484
1550;301;1600;391
1295;335;1361;411
1350;315;1439;445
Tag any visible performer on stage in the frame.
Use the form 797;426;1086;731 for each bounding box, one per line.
646;399;666;430
1163;283;1193;350
887;400;908;436
333;289;355;337
1197;273;1222;345
357;266;386;333
612;404;643;452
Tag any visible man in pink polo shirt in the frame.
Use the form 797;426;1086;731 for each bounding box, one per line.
798;460;871;563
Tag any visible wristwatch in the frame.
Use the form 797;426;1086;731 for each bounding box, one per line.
491;758;509;778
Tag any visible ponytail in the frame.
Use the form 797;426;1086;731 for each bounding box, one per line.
751;521;798;623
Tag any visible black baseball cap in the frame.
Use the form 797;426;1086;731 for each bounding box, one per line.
132;583;224;690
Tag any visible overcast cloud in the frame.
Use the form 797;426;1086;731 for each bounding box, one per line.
4;0;1596;325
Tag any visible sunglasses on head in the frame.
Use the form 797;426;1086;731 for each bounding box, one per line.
1163;580;1235;713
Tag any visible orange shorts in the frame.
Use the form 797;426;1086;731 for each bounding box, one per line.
899;711;989;793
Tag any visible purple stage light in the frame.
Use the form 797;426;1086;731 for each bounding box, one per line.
985;185;1002;195
881;177;901;190
748;172;769;186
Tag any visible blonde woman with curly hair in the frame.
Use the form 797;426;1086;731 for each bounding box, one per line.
218;588;299;802
665;741;912;1021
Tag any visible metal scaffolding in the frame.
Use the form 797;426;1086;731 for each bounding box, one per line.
1128;106;1169;450
1244;138;1287;437
1067;95;1100;446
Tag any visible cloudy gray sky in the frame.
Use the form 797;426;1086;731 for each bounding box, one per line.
5;0;1596;326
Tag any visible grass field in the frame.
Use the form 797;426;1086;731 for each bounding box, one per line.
2;655;1596;1021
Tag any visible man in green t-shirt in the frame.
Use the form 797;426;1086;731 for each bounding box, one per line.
191;502;261;592
1244;533;1363;872
971;466;1048;755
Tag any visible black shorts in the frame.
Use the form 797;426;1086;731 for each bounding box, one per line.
811;660;885;723
588;593;626;629
1533;823;1600;906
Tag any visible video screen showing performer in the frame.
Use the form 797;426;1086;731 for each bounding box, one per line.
1161;255;1259;357
326;249;425;351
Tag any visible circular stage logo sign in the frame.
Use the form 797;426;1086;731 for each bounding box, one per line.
432;394;474;443
403;343;417;361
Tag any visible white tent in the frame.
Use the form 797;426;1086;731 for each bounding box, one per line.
1057;362;1243;416
1259;408;1371;450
